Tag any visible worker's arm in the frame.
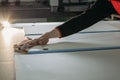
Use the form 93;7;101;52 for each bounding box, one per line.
14;28;61;52
36;28;61;45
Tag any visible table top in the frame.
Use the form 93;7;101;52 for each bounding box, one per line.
14;21;120;80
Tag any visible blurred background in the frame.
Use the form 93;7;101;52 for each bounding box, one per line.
0;0;119;23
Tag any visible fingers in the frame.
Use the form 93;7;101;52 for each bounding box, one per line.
14;37;33;52
14;34;50;53
14;41;33;51
14;44;32;53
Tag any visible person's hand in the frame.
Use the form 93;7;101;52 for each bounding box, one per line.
14;37;34;52
33;28;61;45
14;28;61;52
14;33;50;52
36;28;61;45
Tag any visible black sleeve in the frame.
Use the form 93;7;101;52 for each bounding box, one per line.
57;0;117;37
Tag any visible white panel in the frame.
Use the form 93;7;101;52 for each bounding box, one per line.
14;21;120;80
15;50;120;80
12;21;120;35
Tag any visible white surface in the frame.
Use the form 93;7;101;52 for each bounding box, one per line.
12;21;120;35
15;50;120;80
14;21;120;80
27;31;120;51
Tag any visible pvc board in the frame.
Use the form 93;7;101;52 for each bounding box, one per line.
15;50;120;80
14;21;120;80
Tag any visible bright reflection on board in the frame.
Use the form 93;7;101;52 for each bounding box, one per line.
1;27;25;45
0;25;25;61
1;21;11;28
